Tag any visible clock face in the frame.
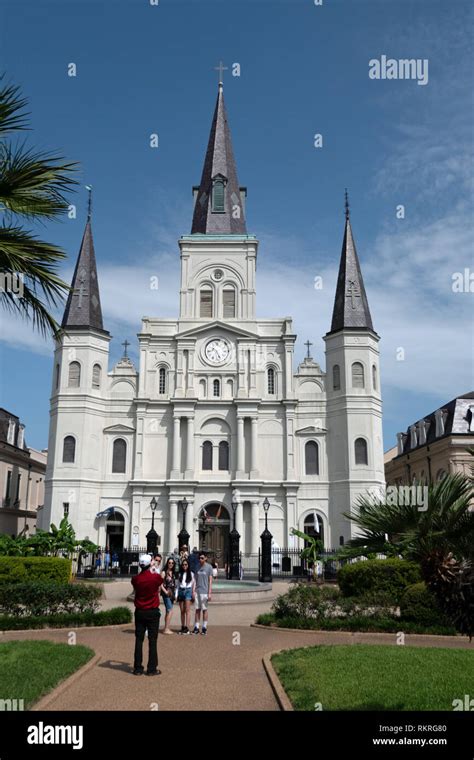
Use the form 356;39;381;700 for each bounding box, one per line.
205;339;230;364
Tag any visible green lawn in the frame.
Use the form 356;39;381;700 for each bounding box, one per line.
0;640;94;709
272;644;474;711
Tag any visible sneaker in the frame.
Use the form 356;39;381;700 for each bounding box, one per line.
183;627;190;635
201;628;207;635
193;626;200;635
178;627;185;635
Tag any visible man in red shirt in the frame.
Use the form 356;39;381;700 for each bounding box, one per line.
131;554;163;675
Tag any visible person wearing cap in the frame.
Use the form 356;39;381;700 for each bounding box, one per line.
131;553;163;675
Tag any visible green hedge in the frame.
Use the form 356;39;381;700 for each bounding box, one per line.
337;559;421;601
256;612;456;636
0;556;71;585
400;582;452;627
0;581;101;616
0;607;132;630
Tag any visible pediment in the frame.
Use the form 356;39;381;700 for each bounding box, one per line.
103;424;136;434
177;320;258;340
295;425;327;435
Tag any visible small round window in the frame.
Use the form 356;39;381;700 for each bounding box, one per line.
213;269;224;281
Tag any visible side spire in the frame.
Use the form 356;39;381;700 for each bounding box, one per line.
61;189;107;333
191;76;247;234
328;192;374;334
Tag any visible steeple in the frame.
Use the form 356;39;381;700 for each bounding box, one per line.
61;193;107;333
191;82;247;235
328;192;374;334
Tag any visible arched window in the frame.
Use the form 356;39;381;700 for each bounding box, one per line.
63;436;76;463
200;287;213;318
55;364;60;389
199;379;207;399
92;363;101;389
339;535;345;546
305;441;319;475
267;368;275;395
213;379;220;397
218;441;229;470
304;512;324;547
333;364;341;390
68;361;81;388
158;367;167;395
352;362;365;389
223;287;236;318
372;364;377;391
112;438;127;473
355;437;368;465
202;440;213;470
436;469;447;481
212;177;225;212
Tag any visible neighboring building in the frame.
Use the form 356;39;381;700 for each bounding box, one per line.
0;409;47;536
385;392;474;485
42;81;384;556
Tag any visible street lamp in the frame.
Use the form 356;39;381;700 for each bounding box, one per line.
177;496;190;552
260;496;273;583
146;496;159;554
227;497;240;580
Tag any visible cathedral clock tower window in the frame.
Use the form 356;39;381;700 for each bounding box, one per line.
200;287;213;318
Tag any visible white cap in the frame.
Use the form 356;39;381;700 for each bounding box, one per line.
139;554;151;567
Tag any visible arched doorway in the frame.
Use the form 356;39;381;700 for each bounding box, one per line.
106;509;125;552
303;512;324;547
198;503;230;562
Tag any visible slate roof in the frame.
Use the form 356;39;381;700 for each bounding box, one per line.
61;220;106;332
328;212;374;334
191;84;247;235
396;391;474;456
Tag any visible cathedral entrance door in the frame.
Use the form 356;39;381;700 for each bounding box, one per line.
198;503;230;565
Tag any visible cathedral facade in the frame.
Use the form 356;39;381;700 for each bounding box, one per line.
42;83;385;557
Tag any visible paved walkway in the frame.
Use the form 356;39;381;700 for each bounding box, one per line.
2;621;472;711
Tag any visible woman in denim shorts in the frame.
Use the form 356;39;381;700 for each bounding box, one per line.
177;560;195;634
161;557;177;634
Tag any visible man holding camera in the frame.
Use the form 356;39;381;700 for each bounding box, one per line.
131;553;163;675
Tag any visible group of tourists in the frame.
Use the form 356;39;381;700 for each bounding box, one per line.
130;545;217;676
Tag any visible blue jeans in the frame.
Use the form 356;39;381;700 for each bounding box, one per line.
162;595;174;612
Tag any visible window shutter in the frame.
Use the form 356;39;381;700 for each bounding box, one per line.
333;364;341;390
223;289;236;318
200;289;213;318
355;438;368;465
352;362;365;389
212;179;225;212
202;441;213;470
63;436;76;463
112;439;127;473
218;441;229;470
68;362;81;388
92;364;101;389
305;441;319;475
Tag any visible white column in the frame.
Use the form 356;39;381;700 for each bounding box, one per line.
185;500;195;550
168;500;178;553
251;500;260;554
236;500;244;540
171;415;181;476
250;417;259;477
185;416;194;478
237;416;245;476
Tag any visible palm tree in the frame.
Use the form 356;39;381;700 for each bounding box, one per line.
344;473;474;636
0;75;78;337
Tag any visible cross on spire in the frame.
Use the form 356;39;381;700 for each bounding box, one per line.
85;185;93;221
344;188;350;221
214;60;228;86
305;340;313;359
122;339;130;358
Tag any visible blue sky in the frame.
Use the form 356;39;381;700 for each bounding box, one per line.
0;0;473;451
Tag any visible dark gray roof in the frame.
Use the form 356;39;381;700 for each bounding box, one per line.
191;84;247;235
0;408;27;450
397;391;474;456
328;214;374;334
61;220;107;333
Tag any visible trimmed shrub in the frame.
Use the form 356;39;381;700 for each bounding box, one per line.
400;582;452;627
272;584;340;620
0;606;132;630
337;559;421;602
0;581;102;617
0;556;71;585
255;612;457;636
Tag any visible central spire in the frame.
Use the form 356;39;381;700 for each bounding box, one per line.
191;81;247;235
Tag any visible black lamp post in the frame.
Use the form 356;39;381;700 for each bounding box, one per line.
227;497;240;580
146;496;158;555
177;496;190;552
260;496;273;583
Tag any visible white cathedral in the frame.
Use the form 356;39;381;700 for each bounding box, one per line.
42;82;385;558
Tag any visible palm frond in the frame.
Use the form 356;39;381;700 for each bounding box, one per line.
0;75;29;135
0;142;78;219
